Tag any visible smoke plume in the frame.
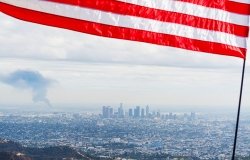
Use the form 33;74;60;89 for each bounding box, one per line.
0;70;53;107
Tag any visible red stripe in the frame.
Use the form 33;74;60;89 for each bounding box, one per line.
47;0;249;37
0;2;246;59
180;0;250;15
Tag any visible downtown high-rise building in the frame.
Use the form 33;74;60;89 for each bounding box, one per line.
146;105;149;117
129;108;133;117
134;106;140;118
141;108;145;118
102;106;113;118
118;103;124;118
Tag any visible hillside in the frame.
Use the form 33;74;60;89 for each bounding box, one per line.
0;138;90;160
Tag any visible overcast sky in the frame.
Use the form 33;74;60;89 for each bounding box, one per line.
0;13;250;112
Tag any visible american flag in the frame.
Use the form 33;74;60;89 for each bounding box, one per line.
0;0;249;58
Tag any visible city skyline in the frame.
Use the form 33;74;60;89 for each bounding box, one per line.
102;104;196;120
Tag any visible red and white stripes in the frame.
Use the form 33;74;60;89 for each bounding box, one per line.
0;0;249;58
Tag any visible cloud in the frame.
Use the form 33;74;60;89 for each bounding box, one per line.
0;70;53;107
0;13;246;69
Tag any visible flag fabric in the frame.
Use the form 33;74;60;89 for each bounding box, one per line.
0;0;249;58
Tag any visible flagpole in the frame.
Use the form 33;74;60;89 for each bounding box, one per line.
232;58;246;160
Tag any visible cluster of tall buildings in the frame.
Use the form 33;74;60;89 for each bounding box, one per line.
102;104;196;120
102;104;173;119
128;105;149;118
102;104;150;118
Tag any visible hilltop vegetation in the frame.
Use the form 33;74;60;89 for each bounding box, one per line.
0;138;88;160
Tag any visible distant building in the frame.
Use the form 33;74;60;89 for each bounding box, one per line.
124;111;129;117
169;112;173;119
173;114;177;120
141;108;145;118
118;103;124;118
156;111;160;118
146;105;149;117
129;108;133;117
165;114;169;120
109;107;113;117
134;106;140;118
102;106;108;118
102;106;113;118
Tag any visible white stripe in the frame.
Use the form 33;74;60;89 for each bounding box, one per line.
2;0;247;48
230;0;250;4
117;0;249;26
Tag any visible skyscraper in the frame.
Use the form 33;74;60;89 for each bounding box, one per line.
169;112;173;119
129;108;133;117
118;104;124;118
102;106;108;118
156;111;160;118
146;105;149;117
134;106;140;118
102;106;113;118
109;107;113;118
141;108;145;118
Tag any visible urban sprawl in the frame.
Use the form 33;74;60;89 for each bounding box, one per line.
0;105;250;159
